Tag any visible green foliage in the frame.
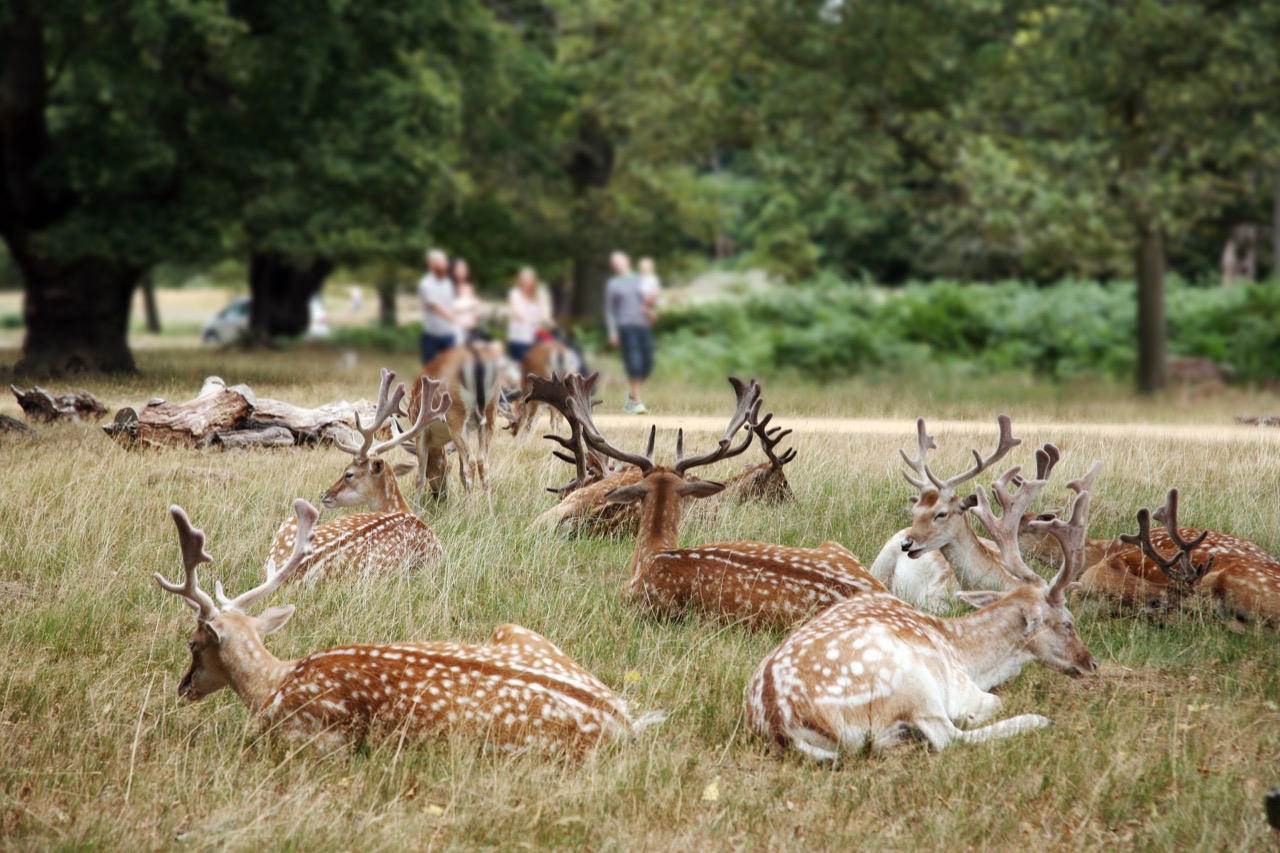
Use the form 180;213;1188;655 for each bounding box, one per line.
330;323;421;353
659;279;1280;383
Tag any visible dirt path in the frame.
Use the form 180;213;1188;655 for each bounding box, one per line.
592;415;1280;443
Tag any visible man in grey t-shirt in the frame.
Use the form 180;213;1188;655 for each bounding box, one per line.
418;248;457;364
605;251;655;414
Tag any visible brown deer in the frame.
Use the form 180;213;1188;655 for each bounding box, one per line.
513;340;583;437
564;374;884;629
158;500;664;752
1032;487;1280;624
410;343;501;496
746;462;1097;759
720;407;796;504
869;416;1061;611
265;369;449;584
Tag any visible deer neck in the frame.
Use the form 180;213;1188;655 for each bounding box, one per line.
940;601;1036;691
941;521;1020;589
219;628;298;713
630;482;684;577
371;475;413;515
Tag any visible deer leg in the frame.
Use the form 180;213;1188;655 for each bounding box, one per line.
950;714;1052;745
477;418;494;491
447;408;473;493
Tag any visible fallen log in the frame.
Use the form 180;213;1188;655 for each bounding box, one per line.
1236;414;1280;427
211;426;298;449
10;386;108;423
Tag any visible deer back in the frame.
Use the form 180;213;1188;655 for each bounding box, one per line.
267;512;441;584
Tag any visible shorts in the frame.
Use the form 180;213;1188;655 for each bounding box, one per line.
507;341;534;364
618;325;654;380
420;331;456;365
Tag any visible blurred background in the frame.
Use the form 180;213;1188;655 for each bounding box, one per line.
2;0;1279;394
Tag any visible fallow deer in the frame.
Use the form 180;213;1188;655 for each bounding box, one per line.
745;462;1098;759
513;340;583;437
720;406;796;504
564;374;884;629
265;369;448;584
159;501;664;752
869;416;1056;611
1036;487;1280;624
411;344;501;496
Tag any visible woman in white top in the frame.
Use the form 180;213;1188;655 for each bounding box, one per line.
451;258;482;344
506;266;551;362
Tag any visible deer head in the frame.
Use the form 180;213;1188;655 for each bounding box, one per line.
323;369;450;512
1119;488;1215;611
155;499;319;702
524;371;613;495
959;462;1100;678
730;404;797;503
898;415;1023;560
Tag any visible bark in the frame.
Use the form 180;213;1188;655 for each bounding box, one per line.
141;272;161;333
15;258;140;376
564;113;615;324
1135;224;1168;394
10;384;107;422
376;265;398;328
1273;167;1280;279
246;252;333;344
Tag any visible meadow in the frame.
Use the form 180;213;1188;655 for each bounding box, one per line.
1;347;1278;851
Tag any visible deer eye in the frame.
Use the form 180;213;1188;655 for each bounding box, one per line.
935;511;948;520
345;471;354;480
1062;621;1074;633
188;640;198;652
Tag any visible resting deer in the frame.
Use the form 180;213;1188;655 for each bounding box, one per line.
159;500;663;752
513;340;583;437
869;416;1054;611
265;369;449;584
411;344;501;496
564;374;884;629
746;462;1098;759
1027;487;1280;624
720;406;796;504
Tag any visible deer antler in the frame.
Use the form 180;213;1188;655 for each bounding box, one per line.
525;372;611;493
335;368;410;461
373;375;449;459
1028;480;1094;605
924;414;1022;495
154;506;219;622
899;417;937;489
970;466;1048;586
215;499;321;612
673;377;760;475
751;408;797;469
564;372;657;475
1012;443;1060;487
1119;489;1215;588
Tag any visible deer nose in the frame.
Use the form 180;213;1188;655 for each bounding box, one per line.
900;538;914;552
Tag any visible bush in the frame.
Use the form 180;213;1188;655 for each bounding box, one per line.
656;278;1280;383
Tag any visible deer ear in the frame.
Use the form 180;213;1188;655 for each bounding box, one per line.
392;460;417;477
605;483;648;505
679;479;726;499
370;459;385;475
255;605;295;636
955;590;1003;609
958;494;979;512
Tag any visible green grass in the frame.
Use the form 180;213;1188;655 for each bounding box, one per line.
1;348;1278;850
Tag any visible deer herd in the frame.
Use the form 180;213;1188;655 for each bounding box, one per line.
153;364;1280;761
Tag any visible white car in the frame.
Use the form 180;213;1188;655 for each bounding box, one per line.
202;297;331;344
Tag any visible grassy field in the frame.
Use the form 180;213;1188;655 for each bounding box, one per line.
1;348;1279;851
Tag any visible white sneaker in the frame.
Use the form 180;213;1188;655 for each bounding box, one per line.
622;396;637;414
632;401;649;415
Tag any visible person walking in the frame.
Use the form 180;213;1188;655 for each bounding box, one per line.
418;249;457;364
605;251;655;414
451;257;486;344
506;266;551;363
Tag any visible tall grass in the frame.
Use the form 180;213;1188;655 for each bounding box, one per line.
1;349;1278;850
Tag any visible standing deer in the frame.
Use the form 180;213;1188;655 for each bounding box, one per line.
159;501;663;752
513;340;583;437
746;463;1098;759
1024;487;1280;624
265;369;449;584
411;343;501;496
869;416;1057;611
564;374;884;629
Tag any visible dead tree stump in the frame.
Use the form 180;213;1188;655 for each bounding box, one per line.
10;386;108;423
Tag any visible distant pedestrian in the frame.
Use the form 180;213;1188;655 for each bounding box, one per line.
451;257;487;344
638;257;662;325
506;266;552;363
418;249;457;364
605;251;654;414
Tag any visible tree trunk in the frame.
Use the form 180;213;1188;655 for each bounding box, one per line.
1273;167;1280;279
15;257;140;376
246;252;333;344
564;113;615;325
141;272;161;333
1135;224;1168;394
376;264;398;328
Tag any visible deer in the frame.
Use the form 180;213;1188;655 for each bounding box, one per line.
720;406;796;504
745;460;1098;759
265;369;450;585
868;415;1056;612
1026;486;1280;624
513;340;583;438
563;374;884;629
158;500;664;753
410;343;501;496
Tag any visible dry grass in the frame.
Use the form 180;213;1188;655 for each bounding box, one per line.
1;348;1279;851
